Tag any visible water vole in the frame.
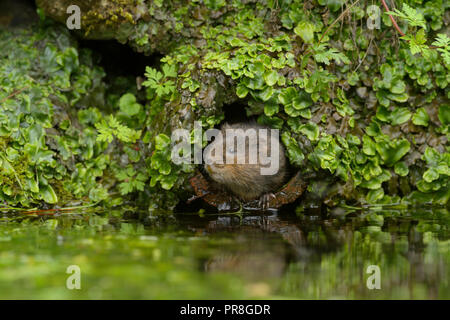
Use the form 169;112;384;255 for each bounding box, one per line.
203;122;287;208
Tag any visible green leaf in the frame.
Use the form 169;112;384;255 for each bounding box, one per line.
278;87;296;105
313;43;350;65
432;33;450;48
299;109;312;119
377;106;411;125
236;84;249;98
423;147;440;165
376;138;410;166
375;105;390;122
119;93;141;116
281;132;304;166
390;80;406;94
319;0;344;12
292;90;313;110
366;122;381;137
390;107;411;125
284;104;302;117
366;188;385;203
119;182;134;195
388;3;427;29
294;21;315;43
162;64;177;78
359;169;391;190
143;67;163;85
412;108;430;126
259;86;274;101
40;185;58;204
160;175;177;190
159;161;172;175
264;101;279;116
89;186;109;201
394;162;409;176
299;123;320;141
362;136;376;156
26;179;39;193
438;105;449;125
264;70;279;86
388;92;409;103
229;38;246;47
257;115;284;129
423;168;439;183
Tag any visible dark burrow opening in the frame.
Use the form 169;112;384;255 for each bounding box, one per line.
78;39;162;79
222;101;255;125
0;0;38;27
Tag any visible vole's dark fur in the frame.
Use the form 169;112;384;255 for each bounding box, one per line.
204;122;287;203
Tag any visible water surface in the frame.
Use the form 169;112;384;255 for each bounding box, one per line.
0;206;448;299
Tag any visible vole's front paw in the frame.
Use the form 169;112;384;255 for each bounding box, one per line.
258;193;276;210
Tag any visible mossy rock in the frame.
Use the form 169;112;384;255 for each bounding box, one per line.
130;0;449;209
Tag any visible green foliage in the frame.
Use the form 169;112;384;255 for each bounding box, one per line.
119;93;142;116
438;105;449;125
373;64;409;107
416;148;449;197
432;34;450;65
148;133;194;190
412;107;430;126
281;132;304;166
6;0;450;210
375;137;410;167
143;65;177;97
312;43;350;66
388;3;427;29
126;0;449;208
0;25;153;209
388;3;450;65
0;26;112;207
115;165;147;195
294;21;315;43
95;115;141;143
317;0;344;12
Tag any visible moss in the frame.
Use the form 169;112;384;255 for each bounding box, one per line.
83;0;136;37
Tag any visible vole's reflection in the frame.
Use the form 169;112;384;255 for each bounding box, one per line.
203;221;290;279
177;212;336;279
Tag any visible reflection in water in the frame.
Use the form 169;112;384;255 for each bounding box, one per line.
203;225;289;280
0;206;448;299
176;208;449;299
